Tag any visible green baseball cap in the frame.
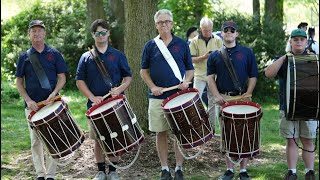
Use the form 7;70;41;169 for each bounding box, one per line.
290;29;307;38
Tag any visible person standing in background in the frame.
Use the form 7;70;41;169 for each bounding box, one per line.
189;16;223;135
186;26;198;45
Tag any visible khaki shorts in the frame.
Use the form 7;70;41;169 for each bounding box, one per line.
279;111;318;139
88;121;99;140
148;98;170;132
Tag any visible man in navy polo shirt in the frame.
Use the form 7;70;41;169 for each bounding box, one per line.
140;9;194;180
76;19;132;180
207;21;258;180
16;20;68;180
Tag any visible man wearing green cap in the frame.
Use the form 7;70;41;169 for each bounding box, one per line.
265;29;317;180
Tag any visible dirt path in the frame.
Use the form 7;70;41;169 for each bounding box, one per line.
6;133;256;179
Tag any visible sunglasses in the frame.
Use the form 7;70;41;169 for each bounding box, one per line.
223;28;236;33
94;31;108;37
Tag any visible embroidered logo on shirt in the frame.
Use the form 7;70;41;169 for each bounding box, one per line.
236;52;243;60
172;45;180;52
47;53;54;61
108;54;116;61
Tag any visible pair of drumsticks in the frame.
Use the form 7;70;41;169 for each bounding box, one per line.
157;82;252;101
37;82;251;107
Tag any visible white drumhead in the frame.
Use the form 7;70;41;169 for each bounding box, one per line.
163;92;197;109
31;101;62;122
223;105;259;114
91;99;122;115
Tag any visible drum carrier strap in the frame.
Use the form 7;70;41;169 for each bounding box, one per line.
27;49;52;91
219;46;244;93
88;45;114;87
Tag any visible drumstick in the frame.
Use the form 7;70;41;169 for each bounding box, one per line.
92;83;126;106
161;82;192;93
37;95;61;106
225;94;252;102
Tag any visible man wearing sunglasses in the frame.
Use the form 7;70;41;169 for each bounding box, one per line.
76;19;132;180
207;21;259;180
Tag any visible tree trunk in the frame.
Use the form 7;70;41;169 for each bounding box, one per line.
252;0;261;29
86;0;105;45
124;0;158;130
109;0;125;51
86;0;105;26
264;0;283;23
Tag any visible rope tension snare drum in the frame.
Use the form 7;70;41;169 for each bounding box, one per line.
28;100;85;159
221;101;262;158
86;95;144;157
161;88;214;149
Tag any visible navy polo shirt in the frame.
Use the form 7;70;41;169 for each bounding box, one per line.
141;34;194;99
207;44;258;93
15;45;68;107
275;51;308;111
75;46;132;108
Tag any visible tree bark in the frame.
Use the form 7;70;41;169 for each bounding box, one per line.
109;0;125;51
124;0;158;130
252;0;261;29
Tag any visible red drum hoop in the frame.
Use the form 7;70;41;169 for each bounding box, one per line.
221;101;262;158
86;95;144;157
161;88;214;149
28;100;85;159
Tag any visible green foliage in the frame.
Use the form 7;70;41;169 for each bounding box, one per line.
1;0;88;89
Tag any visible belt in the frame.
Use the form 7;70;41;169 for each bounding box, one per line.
221;91;242;96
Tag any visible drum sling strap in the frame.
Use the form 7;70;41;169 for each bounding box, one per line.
89;46;113;87
154;35;183;82
219;47;244;93
27;49;52;91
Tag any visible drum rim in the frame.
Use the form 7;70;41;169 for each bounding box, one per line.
86;94;125;118
221;101;262;117
161;88;199;110
28;100;66;125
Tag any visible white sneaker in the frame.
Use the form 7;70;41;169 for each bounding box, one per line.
107;171;120;180
93;171;107;180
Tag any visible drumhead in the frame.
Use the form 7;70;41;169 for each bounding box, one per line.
31;101;62;122
163;92;197;109
90;99;122;115
223;105;259;114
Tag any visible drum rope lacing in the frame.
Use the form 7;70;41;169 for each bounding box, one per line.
167;96;213;159
223;104;261;166
90;98;143;170
32;103;84;166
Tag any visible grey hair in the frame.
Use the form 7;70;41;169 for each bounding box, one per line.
154;9;173;23
199;17;213;28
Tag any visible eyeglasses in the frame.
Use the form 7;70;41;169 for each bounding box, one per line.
94;31;108;37
156;20;172;25
223;28;236;33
